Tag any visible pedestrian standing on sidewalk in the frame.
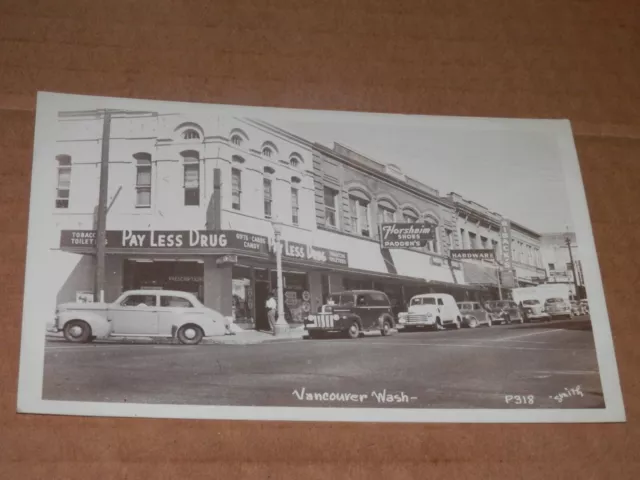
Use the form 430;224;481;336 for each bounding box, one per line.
266;289;278;336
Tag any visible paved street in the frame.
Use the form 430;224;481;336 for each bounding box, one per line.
42;316;604;409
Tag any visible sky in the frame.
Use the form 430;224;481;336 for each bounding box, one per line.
273;117;575;233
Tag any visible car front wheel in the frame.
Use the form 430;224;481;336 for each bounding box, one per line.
177;324;204;345
63;320;92;343
346;321;360;339
381;319;393;336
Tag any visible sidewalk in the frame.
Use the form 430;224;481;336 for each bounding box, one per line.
45;326;307;346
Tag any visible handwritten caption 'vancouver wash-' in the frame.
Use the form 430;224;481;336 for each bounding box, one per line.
292;388;417;404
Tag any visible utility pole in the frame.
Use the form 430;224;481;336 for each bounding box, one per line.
565;234;581;301
58;108;157;303
94;110;112;303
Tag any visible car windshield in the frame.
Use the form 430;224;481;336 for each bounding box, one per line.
494;301;510;308
546;298;564;303
458;303;471;310
411;297;436;306
522;300;539;305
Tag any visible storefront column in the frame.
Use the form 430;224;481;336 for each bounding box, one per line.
203;258;233;316
105;255;123;302
308;271;323;313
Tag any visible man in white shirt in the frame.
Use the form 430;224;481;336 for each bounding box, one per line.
265;290;277;335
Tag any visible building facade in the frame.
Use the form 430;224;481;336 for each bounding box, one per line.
540;232;585;297
47;110;550;332
447;193;547;290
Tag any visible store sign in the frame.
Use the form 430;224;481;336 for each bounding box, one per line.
450;249;496;261
60;230;270;254
216;255;238;266
499;219;513;268
379;223;435;249
274;240;349;267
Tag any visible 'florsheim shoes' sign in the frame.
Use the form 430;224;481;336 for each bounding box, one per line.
379;223;436;249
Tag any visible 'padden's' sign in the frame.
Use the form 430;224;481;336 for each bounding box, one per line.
450;249;496;261
379;223;436;249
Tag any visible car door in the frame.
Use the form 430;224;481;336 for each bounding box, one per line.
354;293;375;329
109;293;159;335
436;297;448;321
473;303;486;322
157;294;198;335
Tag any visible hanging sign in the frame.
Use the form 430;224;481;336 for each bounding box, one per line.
379;223;436;249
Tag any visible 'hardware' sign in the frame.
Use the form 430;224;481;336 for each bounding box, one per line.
379;223;436;249
450;249;496;261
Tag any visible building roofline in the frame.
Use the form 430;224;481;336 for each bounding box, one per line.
243;118;315;150
313;142;452;209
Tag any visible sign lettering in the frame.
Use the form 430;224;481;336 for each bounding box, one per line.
380;223;435;249
499;218;513;269
450;249;496;261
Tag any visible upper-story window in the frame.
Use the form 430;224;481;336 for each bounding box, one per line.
263;178;273;218
377;201;396;230
289;153;303;168
348;194;370;237
231;134;243;146
182;150;200;206
182;129;201;140
324;186;339;228
261;141;278;159
55;154;71;209
403;208;419;223
231;168;242;210
424;215;440;253
468;232;478;249
134;152;152;208
291;187;299;225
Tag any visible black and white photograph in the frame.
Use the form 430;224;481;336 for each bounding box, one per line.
17;92;625;423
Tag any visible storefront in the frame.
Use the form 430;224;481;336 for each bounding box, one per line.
59;229;344;332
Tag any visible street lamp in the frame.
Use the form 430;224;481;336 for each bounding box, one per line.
271;219;289;335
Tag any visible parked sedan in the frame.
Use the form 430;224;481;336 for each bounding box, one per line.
457;302;494;328
545;297;573;319
485;300;525;325
48;289;226;345
520;299;551;322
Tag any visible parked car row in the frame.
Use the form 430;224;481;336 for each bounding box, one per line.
304;290;590;340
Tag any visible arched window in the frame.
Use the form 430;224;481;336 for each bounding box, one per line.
232;155;245;164
133;153;152;208
182;129;201;140
289;153;303;168
377;199;397;226
181;150;200;206
402;207;419;223
263;166;275;175
348;189;371;237
261;141;278;159
231;134;243;146
55;154;71;208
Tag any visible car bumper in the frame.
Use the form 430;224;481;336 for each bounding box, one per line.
526;312;550;319
404;314;436;326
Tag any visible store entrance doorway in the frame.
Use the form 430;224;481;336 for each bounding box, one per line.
254;280;271;332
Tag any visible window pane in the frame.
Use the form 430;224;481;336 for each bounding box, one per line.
264;200;272;218
325;210;336;227
184;165;199;187
185;188;199;206
122;295;156;307
55;198;69;209
57;189;70;199
324;187;335;207
137;167;151;186
161;296;193;308
137;188;151;206
57;168;71;188
263;179;272;199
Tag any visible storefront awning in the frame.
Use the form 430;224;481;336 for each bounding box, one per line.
387;248;463;284
461;261;499;286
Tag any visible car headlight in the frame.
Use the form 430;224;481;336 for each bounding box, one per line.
332;314;339;321
426;312;433;318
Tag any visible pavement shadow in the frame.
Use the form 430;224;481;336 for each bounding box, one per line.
505;317;593;332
